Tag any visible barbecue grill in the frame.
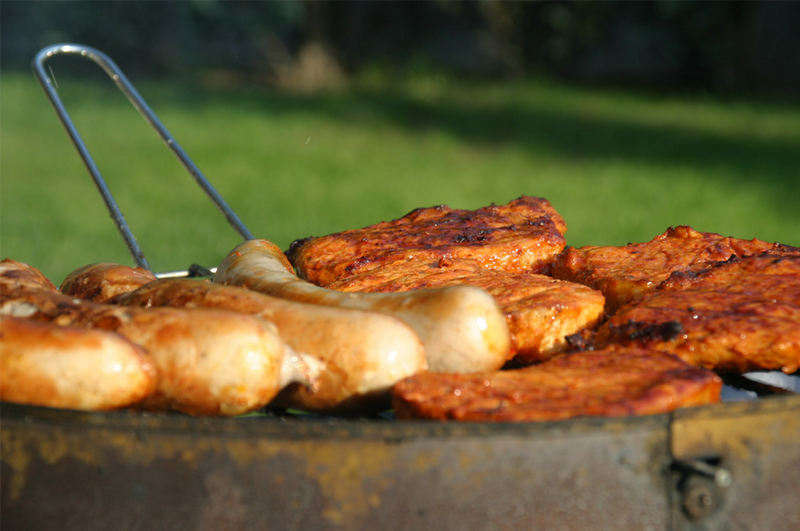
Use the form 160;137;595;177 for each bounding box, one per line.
2;44;799;530
3;393;799;530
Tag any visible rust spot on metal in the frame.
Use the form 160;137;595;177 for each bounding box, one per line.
1;429;30;502
671;395;800;460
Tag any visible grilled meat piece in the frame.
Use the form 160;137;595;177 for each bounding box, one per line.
550;226;794;312
328;258;604;364
116;276;430;413
1;262;309;416
288;196;567;287
1;287;305;416
61;263;157;303
597;253;800;373
1;316;156;411
0;259;58;296
393;347;721;422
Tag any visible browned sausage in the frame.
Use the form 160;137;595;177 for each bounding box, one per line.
61;262;157;302
0;258;58;296
115;277;427;413
1;282;308;416
1;316;156;411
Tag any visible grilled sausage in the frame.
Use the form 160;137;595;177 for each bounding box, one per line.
61;262;157;303
0;258;59;296
1;284;311;416
214;239;511;373
116;278;428;413
0;316;156;411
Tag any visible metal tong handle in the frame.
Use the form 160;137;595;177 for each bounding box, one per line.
32;43;254;273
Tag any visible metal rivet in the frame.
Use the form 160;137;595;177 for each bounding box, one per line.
682;478;716;520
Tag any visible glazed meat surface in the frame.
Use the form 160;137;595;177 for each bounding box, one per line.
0;259;58;295
550;226;794;312
288;196;568;287
393;347;721;422
597;253;800;373
328;258;604;364
61;263;157;303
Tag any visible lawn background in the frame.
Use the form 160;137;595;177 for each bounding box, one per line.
2;68;799;284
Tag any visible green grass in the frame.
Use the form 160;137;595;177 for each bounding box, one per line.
2;69;799;284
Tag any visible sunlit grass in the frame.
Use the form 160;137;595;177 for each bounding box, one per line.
2;69;798;284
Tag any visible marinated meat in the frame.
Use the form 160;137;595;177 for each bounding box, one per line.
597;253;800;373
549;226;795;312
288;196;567;287
393;347;721;422
328;258;605;364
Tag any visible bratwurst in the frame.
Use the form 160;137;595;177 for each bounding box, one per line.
1;316;156;411
1;261;314;416
115;277;428;413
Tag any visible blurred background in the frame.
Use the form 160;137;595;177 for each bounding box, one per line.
2;1;799;282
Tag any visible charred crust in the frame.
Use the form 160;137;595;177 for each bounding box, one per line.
343;256;375;275
453;230;489;244
285;237;315;264
664;269;702;284
565;332;595;351
771;244;800;255
525;217;550;227
659;321;684;340
664;253;743;285
611;319;684;342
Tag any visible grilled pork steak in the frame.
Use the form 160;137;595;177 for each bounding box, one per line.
597;252;800;373
393;347;721;422
288;196;596;364
550;225;796;312
288;195;568;287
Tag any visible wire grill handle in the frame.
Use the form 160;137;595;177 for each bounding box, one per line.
32;43;255;272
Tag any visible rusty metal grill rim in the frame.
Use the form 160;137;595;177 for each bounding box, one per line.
3;393;798;441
